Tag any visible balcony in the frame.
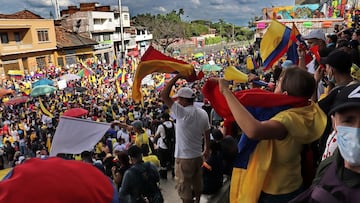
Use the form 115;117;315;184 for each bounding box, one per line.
135;33;153;42
92;23;116;32
94;41;113;50
113;32;134;41
1;43;33;55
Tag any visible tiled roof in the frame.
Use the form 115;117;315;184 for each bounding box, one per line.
55;26;98;49
0;10;43;19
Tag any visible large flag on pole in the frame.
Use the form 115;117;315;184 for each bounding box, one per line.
260;20;292;70
50;116;111;156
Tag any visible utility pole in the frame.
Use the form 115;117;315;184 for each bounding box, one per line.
118;0;125;59
232;24;235;42
54;0;60;19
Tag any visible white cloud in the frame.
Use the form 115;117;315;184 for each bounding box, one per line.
155;6;167;13
0;0;295;25
191;0;201;6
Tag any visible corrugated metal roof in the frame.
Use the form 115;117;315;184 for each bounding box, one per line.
55;26;98;49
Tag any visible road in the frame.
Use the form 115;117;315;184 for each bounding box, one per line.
160;171;230;203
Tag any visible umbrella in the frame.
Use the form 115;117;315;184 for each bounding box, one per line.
30;85;57;97
4;96;30;106
8;70;24;76
60;74;81;82
32;78;54;88
127;50;139;57
63;108;88;117
200;64;222;72
0;88;14;98
0;157;117;202
194;52;204;58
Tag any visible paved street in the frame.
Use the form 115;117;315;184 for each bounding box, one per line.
160;171;230;203
159;175;182;203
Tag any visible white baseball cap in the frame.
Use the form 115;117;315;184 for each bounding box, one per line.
302;29;326;41
172;87;195;99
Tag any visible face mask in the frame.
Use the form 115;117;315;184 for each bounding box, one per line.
336;126;360;166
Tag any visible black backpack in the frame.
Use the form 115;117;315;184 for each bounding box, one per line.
132;162;164;203
161;122;175;149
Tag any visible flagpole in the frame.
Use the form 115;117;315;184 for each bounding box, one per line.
118;0;125;59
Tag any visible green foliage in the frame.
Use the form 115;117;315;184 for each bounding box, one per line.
189;23;209;36
132;9;255;50
205;36;222;45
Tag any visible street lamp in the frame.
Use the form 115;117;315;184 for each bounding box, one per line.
118;0;125;59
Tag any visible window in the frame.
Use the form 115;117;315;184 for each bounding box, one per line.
14;32;21;42
57;57;64;67
124;14;129;21
0;33;9;44
92;34;101;42
103;34;111;41
36;57;46;69
37;30;49;42
94;19;104;25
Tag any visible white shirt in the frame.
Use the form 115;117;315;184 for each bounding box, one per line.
117;129;130;145
155;121;174;149
171;102;210;159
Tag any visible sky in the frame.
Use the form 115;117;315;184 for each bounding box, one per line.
0;0;295;26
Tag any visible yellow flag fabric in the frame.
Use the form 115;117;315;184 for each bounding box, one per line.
230;140;273;203
260;20;291;70
132;60;194;103
246;56;255;70
121;69;127;84
230;102;327;202
224;66;248;82
39;98;53;118
0;168;12;180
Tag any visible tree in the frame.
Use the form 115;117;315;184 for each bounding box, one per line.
132;9;188;52
248;16;262;29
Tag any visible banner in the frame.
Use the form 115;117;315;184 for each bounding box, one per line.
50;116;111;156
57;79;67;90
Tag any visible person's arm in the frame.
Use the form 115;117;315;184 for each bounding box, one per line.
160;74;182;108
111;121;133;132
203;129;211;160
297;46;307;70
218;79;287;140
311;66;324;102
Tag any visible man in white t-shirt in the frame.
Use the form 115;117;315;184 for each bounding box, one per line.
117;128;130;146
161;74;210;203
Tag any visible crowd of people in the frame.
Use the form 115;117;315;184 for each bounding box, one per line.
0;24;360;203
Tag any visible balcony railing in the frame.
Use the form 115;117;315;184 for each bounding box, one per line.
1;44;33;55
135;34;153;42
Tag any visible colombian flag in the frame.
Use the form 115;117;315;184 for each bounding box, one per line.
155;76;165;91
132;46;199;103
246;55;258;70
260;20;291;70
202;79;325;202
286;23;303;65
121;69;127;84
115;69;122;80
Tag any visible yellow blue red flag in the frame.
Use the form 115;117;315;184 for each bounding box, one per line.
260;20;291;70
132;46;199;103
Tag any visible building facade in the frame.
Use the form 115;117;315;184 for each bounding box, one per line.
61;3;116;64
0;10;57;77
